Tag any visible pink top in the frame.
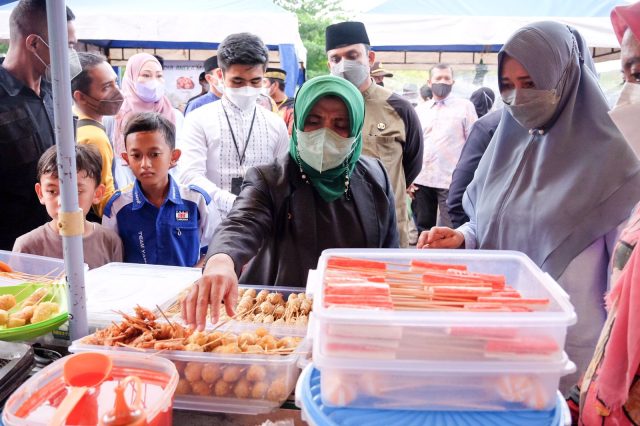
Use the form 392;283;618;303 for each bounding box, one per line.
413;97;477;189
113;53;176;160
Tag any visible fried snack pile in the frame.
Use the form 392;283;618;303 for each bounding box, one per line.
174;358;295;402
84;306;303;354
223;289;312;326
0;287;60;328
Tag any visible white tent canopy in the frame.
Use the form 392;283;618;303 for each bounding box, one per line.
0;0;306;59
358;0;629;52
0;0;306;96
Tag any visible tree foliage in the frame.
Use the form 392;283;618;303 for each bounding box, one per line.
275;0;348;79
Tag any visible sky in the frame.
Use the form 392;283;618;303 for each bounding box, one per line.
341;0;386;14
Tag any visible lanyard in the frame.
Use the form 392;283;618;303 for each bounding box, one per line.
222;105;257;167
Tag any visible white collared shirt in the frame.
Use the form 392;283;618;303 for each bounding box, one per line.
413;96;477;189
178;97;289;216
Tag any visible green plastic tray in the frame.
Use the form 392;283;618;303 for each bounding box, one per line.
0;282;68;341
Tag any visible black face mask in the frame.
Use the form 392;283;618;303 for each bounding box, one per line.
431;83;452;98
376;81;384;87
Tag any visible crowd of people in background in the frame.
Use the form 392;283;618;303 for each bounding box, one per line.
4;0;640;423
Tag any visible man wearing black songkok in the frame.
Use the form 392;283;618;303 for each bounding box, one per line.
325;21;424;247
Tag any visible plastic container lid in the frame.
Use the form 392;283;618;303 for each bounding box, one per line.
296;364;568;426
312;249;577;328
0;251;66;285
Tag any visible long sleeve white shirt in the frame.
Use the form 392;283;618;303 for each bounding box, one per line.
178;97;289;216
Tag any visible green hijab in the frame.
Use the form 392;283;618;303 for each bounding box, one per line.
289;75;365;202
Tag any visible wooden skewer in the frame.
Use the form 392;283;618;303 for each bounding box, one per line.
156;304;176;332
209;309;247;333
265;347;297;354
202;330;235;349
116;342;147;352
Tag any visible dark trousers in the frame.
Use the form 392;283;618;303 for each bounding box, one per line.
412;184;452;234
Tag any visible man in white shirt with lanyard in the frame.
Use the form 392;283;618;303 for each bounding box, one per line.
179;33;289;218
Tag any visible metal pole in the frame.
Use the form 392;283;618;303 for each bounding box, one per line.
47;0;88;340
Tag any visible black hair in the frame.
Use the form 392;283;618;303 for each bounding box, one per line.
429;63;454;80
420;84;432;101
37;144;102;187
267;78;285;92
124;112;176;150
10;0;74;42
217;32;269;71
153;54;165;69
71;52;108;96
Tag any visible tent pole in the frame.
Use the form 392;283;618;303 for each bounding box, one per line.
46;0;88;340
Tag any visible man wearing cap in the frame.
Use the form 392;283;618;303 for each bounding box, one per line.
370;61;393;87
184;55;223;115
263;67;294;132
325;21;423;248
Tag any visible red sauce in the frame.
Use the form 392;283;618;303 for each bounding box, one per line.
68;372;108;387
15;367;173;426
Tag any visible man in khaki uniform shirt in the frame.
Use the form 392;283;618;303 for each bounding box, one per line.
326;21;423;247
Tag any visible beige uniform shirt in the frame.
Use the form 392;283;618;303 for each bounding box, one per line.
361;82;424;247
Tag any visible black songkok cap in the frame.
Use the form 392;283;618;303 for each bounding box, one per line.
204;56;218;72
325;21;370;51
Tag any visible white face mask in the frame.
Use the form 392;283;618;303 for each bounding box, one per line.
609;82;640;159
33;36;81;82
225;86;261;111
330;59;370;87
296;127;355;173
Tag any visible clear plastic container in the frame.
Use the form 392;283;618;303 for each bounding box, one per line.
84;262;201;332
314;349;576;411
311;249;576;363
295;364;571;425
0;250;65;285
69;333;309;415
2;352;178;425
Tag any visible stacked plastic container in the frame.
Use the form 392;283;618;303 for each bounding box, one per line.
70;285;311;415
310;249;577;412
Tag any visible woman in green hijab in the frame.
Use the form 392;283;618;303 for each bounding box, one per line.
183;75;399;330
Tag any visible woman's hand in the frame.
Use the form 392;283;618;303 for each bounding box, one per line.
406;183;419;200
182;253;238;331
417;226;465;249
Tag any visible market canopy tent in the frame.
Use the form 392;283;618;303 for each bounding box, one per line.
359;0;628;63
0;0;306;96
